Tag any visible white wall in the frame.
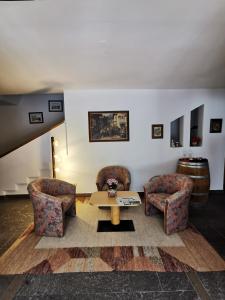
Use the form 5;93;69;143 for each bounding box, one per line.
52;89;225;193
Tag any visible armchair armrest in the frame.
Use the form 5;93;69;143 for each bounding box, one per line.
31;191;63;210
166;190;190;206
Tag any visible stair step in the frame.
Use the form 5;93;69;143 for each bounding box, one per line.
3;189;17;195
16;183;28;194
3;191;28;196
27;176;39;183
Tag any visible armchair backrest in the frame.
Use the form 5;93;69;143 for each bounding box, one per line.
96;165;131;190
175;174;193;191
149;173;193;194
27;178;76;197
27;179;43;195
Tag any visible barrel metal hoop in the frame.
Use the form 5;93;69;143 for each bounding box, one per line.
187;175;209;179
178;163;208;168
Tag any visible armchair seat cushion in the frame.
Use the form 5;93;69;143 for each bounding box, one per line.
147;193;170;211
57;194;75;212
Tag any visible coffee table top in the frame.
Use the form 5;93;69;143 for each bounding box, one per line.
89;191;141;207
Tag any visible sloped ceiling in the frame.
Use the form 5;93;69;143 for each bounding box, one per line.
0;0;225;94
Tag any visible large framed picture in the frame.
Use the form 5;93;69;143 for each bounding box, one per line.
29;112;44;124
210;118;223;133
48;100;63;112
88;111;129;142
152;124;163;139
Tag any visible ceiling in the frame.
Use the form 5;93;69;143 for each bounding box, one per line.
0;0;225;94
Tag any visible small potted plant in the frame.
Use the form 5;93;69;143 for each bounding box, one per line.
107;178;118;197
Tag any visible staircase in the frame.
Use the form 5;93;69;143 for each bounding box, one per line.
0;93;66;197
0;126;56;197
0;121;67;197
0;93;64;158
1;169;51;196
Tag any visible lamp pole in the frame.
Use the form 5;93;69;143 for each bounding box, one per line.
51;136;56;179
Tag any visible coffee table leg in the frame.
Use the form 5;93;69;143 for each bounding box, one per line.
111;207;120;225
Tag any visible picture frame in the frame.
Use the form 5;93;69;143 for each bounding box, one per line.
210;118;223;133
152;124;163;139
48;100;63;112
29;112;44;124
88;111;129;142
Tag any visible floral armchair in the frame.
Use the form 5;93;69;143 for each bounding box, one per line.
144;173;193;235
27;178;76;237
96;166;131;191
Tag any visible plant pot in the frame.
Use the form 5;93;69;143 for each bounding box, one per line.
108;189;117;198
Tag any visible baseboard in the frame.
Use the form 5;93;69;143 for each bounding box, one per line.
0;194;30;200
209;190;224;195
77;192;144;198
0;193;92;199
0;191;144;200
76;193;92;197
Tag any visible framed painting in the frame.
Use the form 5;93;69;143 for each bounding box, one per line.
152;124;163;139
48;100;63;112
88;111;129;142
210;118;222;133
29;112;44;124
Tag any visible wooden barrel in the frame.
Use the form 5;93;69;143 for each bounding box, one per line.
176;158;210;207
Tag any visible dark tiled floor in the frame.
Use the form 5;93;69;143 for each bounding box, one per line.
157;272;193;291
6;272;199;300
189;192;225;260
0;197;33;256
0;275;15;294
0;193;225;299
198;272;225;299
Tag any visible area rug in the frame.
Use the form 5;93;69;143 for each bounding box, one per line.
36;200;184;249
0;199;225;275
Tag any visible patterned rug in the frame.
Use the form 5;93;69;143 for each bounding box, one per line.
0;199;225;274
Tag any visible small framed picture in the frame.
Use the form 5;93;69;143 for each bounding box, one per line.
152;124;163;139
29;112;44;124
48;100;63;112
210;119;223;133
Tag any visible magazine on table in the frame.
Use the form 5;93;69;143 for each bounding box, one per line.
116;196;141;206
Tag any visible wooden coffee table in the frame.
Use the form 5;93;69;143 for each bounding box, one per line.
89;191;141;226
